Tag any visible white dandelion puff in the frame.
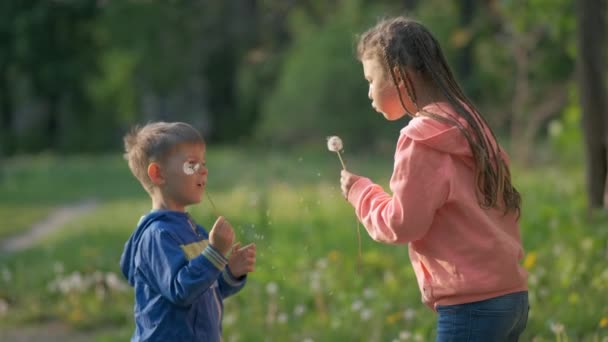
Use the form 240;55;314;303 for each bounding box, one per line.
326;136;346;170
326;136;343;152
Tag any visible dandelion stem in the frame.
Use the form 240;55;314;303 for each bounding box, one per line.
336;151;347;170
205;191;220;217
356;220;362;274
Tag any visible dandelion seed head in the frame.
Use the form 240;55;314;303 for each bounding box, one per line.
326;136;343;152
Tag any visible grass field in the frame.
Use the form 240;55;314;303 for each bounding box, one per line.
0;147;607;341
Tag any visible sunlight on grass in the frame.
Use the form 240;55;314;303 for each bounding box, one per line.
1;151;607;340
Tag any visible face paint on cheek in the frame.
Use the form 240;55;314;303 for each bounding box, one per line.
182;161;201;175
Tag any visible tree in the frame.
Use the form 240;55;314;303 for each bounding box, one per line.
575;0;608;209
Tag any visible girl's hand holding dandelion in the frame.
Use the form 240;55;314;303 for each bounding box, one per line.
326;136;363;198
327;136;363;272
340;170;362;200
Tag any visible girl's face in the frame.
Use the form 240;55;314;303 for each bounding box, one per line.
362;57;416;120
161;143;208;211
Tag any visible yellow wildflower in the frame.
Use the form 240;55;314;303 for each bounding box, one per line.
386;311;402;325
600;317;608;328
523;252;537;270
328;250;341;262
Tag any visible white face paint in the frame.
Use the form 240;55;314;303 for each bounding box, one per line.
183;161;202;175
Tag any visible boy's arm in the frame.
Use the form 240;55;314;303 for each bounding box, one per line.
140;228;227;306
217;267;247;298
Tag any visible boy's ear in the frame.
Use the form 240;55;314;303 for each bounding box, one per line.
147;162;165;185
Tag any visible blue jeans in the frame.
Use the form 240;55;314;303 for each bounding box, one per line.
436;291;529;342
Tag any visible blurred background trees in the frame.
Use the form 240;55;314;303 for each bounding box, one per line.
0;0;606;206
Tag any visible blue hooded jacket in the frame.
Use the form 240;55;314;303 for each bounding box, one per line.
120;210;246;341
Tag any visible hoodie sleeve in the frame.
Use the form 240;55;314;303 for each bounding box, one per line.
347;133;450;244
139;227;227;307
217;267;247;298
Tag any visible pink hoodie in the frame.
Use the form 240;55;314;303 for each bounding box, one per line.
347;102;527;310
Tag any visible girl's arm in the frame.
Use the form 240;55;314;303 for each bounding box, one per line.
347;134;450;244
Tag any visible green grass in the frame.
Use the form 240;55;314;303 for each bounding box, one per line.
0;148;607;341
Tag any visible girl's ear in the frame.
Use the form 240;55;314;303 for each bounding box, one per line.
148;162;165;185
392;66;406;87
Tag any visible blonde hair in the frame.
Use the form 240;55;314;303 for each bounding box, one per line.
123;122;205;193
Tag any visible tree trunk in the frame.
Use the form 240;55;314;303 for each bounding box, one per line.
0;65;14;155
576;0;608;209
457;0;475;92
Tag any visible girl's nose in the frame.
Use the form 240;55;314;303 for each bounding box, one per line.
199;165;208;175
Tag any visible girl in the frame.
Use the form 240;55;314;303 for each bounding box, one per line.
340;17;529;341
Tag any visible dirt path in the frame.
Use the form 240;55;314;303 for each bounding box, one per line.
0;198;98;254
0;322;95;342
0;199;103;341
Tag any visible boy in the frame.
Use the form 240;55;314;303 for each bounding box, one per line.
120;122;256;341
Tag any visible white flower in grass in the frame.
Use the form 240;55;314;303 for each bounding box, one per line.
294;304;306;317
326;136;343;152
1;268;11;282
0;299;8;316
105;272;128;292
550;322;565;334
266;282;278;296
399;330;412;340
277;312;288;324
351;300;363;312
363;287;375;299
403;308;416;321
360;308;372;321
224;313;236;326
310;271;321;291
413;333;424;341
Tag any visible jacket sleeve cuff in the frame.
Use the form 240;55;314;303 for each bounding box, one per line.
201;245;228;270
222;267;246;287
347;177;373;208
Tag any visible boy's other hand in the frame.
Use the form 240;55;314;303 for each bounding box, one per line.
209;216;235;256
228;242;256;278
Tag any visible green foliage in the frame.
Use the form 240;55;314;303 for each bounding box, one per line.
257;1;403;149
547;87;584;165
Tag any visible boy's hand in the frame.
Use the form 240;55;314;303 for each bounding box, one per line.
228;242;256;278
209;216;235;256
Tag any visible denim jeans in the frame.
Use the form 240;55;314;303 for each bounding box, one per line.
435;291;529;342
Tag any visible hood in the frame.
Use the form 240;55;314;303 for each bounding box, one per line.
119;210;188;286
403;102;497;168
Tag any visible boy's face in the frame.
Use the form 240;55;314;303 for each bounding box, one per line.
160;143;207;210
362;57;410;121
